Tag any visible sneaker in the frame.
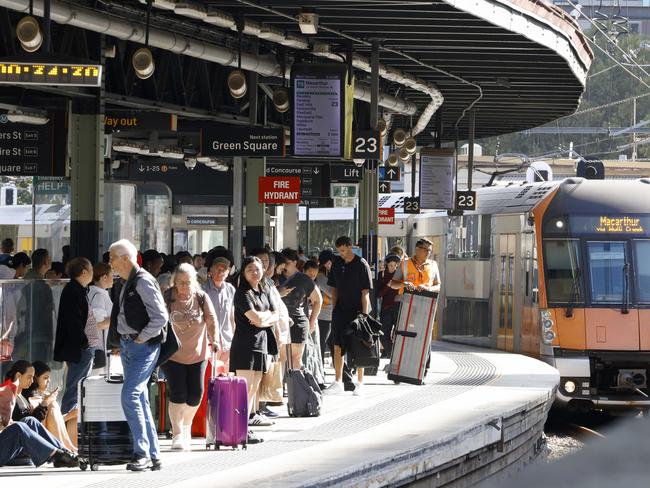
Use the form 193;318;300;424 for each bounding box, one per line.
248;413;274;426
247;430;264;444
323;381;344;395
183;425;192;451
353;383;364;396
260;405;279;418
171;434;184;450
126;457;153;471
151;458;162;471
52;450;80;468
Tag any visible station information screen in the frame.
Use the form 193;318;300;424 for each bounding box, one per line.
291;64;349;158
0;62;102;87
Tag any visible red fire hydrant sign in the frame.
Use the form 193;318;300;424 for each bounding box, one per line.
258;176;301;204
378;207;395;224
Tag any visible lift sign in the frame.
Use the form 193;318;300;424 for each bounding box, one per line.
258;176;301;204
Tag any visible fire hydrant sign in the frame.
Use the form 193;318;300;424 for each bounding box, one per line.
259;176;301;204
378;207;395;225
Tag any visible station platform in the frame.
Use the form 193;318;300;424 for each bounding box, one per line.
0;342;559;487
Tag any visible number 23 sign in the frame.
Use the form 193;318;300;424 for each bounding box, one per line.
352;130;382;159
455;190;477;211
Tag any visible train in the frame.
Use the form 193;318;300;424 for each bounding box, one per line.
380;177;650;412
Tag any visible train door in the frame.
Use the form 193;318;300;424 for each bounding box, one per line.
497;233;517;351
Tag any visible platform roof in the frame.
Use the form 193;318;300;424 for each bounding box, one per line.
193;0;593;144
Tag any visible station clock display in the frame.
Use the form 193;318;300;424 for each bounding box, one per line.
0;62;102;87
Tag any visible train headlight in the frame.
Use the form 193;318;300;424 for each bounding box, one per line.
564;380;576;394
541;310;552;320
542;318;553;329
543;330;556;344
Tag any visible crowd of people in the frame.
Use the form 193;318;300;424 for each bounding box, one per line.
0;234;441;472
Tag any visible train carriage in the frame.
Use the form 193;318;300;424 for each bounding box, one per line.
399;177;650;412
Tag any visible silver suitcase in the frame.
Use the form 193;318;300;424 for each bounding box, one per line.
387;291;438;385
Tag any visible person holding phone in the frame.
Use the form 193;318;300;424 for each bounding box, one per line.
23;361;77;452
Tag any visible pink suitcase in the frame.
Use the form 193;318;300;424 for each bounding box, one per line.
206;375;248;450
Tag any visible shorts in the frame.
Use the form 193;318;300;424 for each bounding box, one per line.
290;316;309;344
330;310;357;349
229;350;269;373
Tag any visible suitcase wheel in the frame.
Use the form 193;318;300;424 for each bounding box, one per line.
91;463;100;471
79;461;88;471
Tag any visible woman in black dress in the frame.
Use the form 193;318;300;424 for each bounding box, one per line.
230;256;279;433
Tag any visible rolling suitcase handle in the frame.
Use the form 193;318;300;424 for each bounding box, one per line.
105;352;124;384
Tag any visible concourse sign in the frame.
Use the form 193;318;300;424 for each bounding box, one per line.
265;162;325;198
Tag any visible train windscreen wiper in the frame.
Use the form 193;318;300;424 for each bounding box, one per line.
565;269;581;318
622;262;630;315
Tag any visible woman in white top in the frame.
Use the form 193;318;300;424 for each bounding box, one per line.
88;262;114;375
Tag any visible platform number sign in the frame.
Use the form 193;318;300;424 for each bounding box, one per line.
352;130;381;159
455;190;477;211
403;196;421;214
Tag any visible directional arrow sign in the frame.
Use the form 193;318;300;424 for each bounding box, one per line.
379;181;392;193
384;167;400;181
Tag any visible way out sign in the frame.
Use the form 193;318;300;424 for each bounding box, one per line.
378;207;395;225
258;176;301;204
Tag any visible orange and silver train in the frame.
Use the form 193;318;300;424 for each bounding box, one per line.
383;177;650;411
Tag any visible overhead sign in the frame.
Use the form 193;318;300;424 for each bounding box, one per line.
378;207;395;225
353;130;381;159
403;196;421;214
258;176;301;204
330;183;358;199
419;148;454;210
379;166;400;182
265;162;325;198
202;126;284;157
379;181;392;193
187;216;218;226
301;197;333;208
329;163;362;182
0;62;102;87
291;64;350;158
455;190;477;211
104;111;177;131
0;119;54;176
34;177;69;195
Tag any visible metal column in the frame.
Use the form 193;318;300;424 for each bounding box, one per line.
232;156;244;268
70;113;104;263
245;157;266;250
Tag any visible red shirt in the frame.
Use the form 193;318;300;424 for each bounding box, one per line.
378;269;399;310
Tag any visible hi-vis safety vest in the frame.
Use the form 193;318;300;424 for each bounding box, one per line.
398;257;434;294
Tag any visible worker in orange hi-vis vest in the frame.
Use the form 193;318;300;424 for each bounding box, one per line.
389;238;441;294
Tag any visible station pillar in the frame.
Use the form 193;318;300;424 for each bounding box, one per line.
245;157;266;250
70;113;104;263
281;204;299;250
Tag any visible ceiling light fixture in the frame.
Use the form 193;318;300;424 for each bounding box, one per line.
138;0;176;10
174;2;207;20
112;142;140;154
404;137;417;155
387;153;399;166
297;12;319;35
6;110;49;125
133;0;155;79
273;87;290;113
259;25;285;43
205;9;234;28
393;128;407;148
16;15;42;52
160;147;184;159
280;33;309;50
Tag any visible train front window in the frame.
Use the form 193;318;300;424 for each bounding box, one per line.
633;240;650;303
587;241;626;303
543;239;582;303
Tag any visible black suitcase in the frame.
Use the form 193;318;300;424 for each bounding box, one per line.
78;357;133;471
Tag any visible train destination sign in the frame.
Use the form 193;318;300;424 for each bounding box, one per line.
0;62;102;87
291;64;348;158
202;126;284;157
258;176;301;204
419;148;454;210
570;215;648;235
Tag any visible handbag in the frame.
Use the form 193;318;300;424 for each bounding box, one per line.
347;313;382;369
259;360;283;403
156;321;179;367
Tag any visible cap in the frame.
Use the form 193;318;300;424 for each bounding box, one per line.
384;253;401;264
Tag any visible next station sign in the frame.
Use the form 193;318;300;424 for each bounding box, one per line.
202;126;285;157
258;176;301;204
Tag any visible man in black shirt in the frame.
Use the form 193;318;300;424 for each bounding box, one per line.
324;236;373;396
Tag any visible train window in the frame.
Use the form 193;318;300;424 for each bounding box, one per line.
543;239;583;303
447;214;490;259
633;240;650;303
587;241;626;303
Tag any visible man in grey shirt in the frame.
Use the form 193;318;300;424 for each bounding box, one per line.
108;239;168;472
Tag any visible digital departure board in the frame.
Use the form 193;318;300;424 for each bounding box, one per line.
0;62;102;87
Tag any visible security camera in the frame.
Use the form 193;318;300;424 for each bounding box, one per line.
185;158;197;170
